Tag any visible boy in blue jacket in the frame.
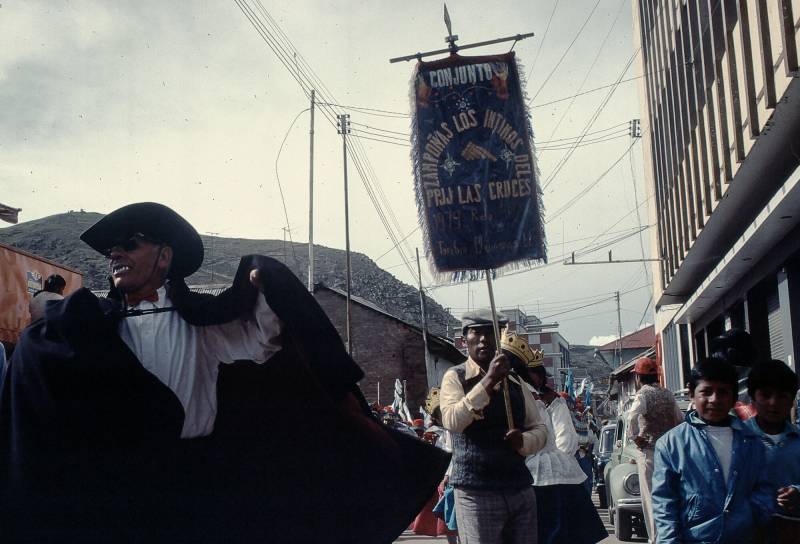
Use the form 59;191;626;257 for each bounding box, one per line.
652;359;774;543
744;359;800;541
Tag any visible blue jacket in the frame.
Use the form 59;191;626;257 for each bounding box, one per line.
652;411;774;543
743;417;800;498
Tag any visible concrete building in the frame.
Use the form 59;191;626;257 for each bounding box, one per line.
633;1;800;391
596;325;656;369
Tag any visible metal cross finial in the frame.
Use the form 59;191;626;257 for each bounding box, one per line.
443;4;458;51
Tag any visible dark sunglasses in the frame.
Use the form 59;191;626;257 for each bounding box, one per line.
105;233;163;255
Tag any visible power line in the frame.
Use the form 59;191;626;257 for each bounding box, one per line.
536;122;628;144
530;0;601;103
539;296;616;320
546;139;636;223
350;121;409;137
541;48;639;191
526;0;560;84
351;128;632;150
424;222;650;290
349;121;629;147
637;297;653;328
382;225;650;272
532;71;659;109
237;0;419;283
629;144;650;287
350;128;408;142
375;226;421;262
538;132;630;151
580;193;653;254
273;107;310;264
545;0;626;142
317;102;410;118
351;133;411;147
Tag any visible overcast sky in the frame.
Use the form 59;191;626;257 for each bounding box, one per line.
1;0;654;345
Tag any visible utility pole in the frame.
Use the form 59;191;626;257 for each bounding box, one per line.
339;113;353;355
206;232;219;283
615;291;623;367
416;248;433;387
307;90;316;292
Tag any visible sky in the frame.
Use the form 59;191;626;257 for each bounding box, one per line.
0;0;654;345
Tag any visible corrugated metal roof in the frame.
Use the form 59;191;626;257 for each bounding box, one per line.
598;325;655;351
610;347;656;378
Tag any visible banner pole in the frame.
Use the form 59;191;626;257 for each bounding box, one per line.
485;270;514;430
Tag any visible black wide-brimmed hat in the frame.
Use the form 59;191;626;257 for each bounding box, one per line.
81;202;204;278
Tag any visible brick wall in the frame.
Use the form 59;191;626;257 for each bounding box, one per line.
314;289;431;412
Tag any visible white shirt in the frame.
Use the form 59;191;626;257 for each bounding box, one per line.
765;432;784;445
119;287;283;438
440;358;548;456
526;396;587;486
547;396;579;456
29;291;64;322
705;425;734;483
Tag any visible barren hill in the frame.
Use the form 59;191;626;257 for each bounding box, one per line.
0;211;455;336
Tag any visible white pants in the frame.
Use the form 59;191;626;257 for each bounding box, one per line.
637;447;655;542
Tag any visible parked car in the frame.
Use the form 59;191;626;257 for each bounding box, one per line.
603;412;646;541
593;422;617;509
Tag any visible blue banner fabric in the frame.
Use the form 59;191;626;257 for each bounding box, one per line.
565;367;574;400
411;52;546;277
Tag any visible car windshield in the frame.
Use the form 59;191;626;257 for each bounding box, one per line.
599;428;615;454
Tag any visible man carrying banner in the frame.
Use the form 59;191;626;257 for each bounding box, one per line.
440;309;547;543
0;201;449;542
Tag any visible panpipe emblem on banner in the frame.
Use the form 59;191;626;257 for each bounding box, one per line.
411;52;546;278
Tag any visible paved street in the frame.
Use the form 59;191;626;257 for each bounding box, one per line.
394;489;646;544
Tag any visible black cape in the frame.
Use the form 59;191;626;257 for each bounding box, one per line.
0;255;449;543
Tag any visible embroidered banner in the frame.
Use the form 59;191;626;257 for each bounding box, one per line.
411;52;546;278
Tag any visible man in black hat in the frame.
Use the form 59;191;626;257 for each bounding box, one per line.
440;309;547;543
0;202;449;542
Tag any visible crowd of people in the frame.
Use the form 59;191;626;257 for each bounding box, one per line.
411;309;798;544
2;201;799;543
386;310;606;544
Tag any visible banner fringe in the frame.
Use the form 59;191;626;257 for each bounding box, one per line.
409;53;548;284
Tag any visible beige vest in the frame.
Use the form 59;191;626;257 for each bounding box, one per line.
637;384;679;446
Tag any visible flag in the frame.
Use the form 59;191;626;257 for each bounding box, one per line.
410;52;546;279
0;203;22;224
391;378;412;422
565;368;574;400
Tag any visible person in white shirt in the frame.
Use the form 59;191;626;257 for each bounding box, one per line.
1;202;449;542
502;332;607;544
28;273;66;322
